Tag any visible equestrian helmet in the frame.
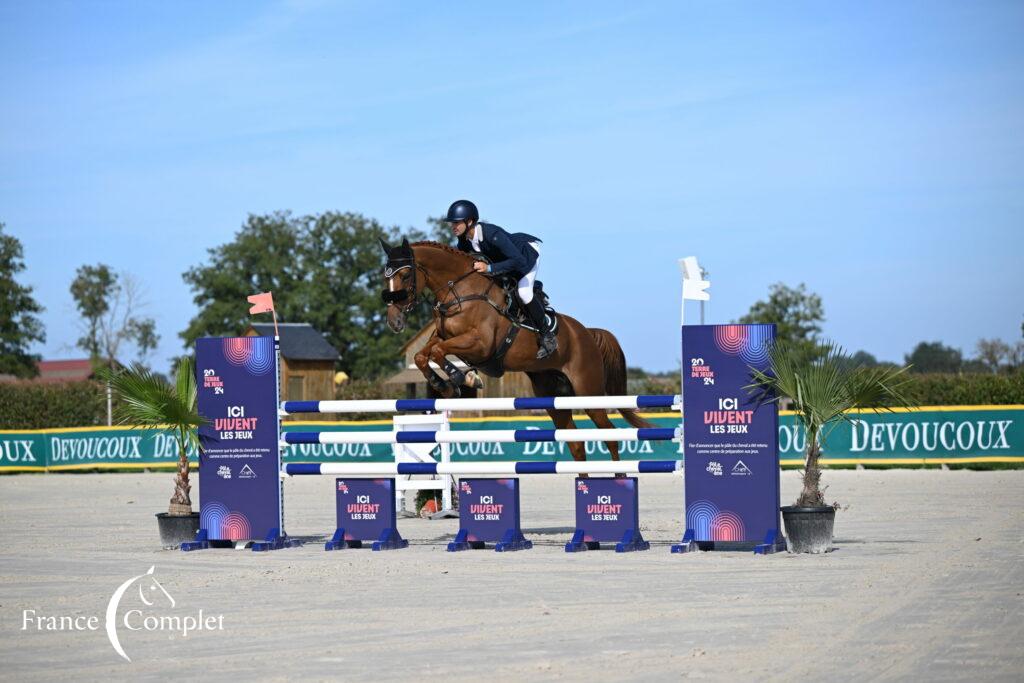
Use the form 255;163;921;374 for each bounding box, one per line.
445;199;478;223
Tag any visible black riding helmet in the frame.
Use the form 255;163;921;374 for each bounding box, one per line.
445;199;478;223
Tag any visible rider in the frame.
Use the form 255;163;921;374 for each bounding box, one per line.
444;199;558;359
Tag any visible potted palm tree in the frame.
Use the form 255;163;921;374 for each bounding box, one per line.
748;341;913;553
100;357;206;548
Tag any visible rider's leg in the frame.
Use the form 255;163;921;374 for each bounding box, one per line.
517;263;557;359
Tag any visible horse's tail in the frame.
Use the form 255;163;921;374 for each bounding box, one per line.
587;328;658;429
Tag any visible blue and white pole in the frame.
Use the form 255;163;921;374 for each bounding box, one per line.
284;460;683;476
282;426;681;447
281;394;681;415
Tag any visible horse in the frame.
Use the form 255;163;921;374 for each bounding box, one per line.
379;237;655;464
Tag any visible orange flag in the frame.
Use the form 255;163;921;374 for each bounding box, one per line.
247;292;275;315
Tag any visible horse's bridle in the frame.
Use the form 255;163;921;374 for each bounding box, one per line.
381;258;420;312
382;255;507;324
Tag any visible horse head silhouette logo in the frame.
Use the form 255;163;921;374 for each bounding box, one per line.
105;566;175;662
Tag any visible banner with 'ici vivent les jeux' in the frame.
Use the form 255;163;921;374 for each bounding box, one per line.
682;324;781;544
196;337;282;542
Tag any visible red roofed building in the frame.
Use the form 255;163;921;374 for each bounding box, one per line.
34;359;96;383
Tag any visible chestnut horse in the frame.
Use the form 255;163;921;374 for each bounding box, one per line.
379;238;654;463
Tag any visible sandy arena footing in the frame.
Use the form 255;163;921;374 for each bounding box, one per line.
1;469;1022;681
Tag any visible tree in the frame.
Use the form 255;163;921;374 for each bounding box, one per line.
904;341;962;374
1008;342;1024;371
181;211;434;378
180;213;307;353
975;338;1012;374
849;350;877;367
100;358;204;516
70;265;159;368
737;283;824;353
70;265;116;359
426;216;454;242
0;223;46;378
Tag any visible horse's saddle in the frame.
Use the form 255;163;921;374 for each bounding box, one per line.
499;278;558;334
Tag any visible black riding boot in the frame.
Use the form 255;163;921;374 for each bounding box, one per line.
524;297;558;359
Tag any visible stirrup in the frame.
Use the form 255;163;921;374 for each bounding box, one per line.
536;333;558;359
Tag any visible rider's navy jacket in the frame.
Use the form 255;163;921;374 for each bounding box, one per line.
456;222;541;277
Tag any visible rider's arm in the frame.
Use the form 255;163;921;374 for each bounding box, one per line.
485;228;530;275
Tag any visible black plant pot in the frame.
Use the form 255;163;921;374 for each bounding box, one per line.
781;506;835;554
156;512;201;549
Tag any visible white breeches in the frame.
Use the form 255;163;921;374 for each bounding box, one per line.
518;243;541;304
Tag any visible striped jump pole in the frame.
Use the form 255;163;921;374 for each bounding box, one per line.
281;394;681;415
282;426;681;446
284;460;682;476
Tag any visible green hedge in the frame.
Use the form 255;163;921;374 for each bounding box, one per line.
0;381;108;429
903;372;1024;406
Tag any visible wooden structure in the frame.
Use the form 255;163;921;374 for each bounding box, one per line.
245;323;339;420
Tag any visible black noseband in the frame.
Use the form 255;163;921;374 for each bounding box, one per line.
382;289;410;304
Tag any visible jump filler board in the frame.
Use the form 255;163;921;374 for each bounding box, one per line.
327;478;408;551
565;477;649;552
447;478;532;552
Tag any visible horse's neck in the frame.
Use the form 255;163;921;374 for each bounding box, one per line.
414;245;474;294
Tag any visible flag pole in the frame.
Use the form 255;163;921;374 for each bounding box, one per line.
246;291;284;536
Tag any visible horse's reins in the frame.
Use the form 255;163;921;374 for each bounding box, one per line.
383;255;512;343
384;254;523;366
433;269;508;318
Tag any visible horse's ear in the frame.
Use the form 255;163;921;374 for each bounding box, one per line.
401;237;410;249
378;237;392;255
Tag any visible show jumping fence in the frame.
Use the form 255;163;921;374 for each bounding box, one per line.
185;257;786;554
280;394;681;415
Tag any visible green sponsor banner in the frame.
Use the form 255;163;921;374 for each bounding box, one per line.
0;432;48;471
1;406;1022;472
777;408;1024;464
0;427;201;471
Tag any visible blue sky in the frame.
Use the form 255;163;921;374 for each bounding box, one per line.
2;1;1022;374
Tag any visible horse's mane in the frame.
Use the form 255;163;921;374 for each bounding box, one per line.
410;240;475;262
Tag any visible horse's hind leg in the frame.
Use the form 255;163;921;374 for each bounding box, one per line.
527;371;587;466
545;408;586;463
584;409;620;462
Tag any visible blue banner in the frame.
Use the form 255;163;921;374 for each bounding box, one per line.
573;477;641;543
682;324;781;544
196;337;282;542
334;478;397;542
458;478;521;543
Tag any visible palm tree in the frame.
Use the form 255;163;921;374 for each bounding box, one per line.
100;358;206;515
748;341;913;507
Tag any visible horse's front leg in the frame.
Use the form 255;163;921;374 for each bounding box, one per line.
428;332;486;399
413;332;452;397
